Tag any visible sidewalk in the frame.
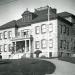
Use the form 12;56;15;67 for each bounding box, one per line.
43;59;75;75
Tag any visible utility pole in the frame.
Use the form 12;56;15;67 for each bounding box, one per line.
48;5;50;22
47;0;51;23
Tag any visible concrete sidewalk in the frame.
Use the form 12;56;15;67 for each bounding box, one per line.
44;59;75;75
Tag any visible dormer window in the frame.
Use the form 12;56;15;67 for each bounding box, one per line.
22;8;32;22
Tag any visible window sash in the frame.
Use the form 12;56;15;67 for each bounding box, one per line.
4;44;7;52
0;45;2;52
66;27;69;35
67;42;69;50
35;26;40;34
4;31;7;39
60;40;63;48
49;39;53;48
35;41;40;49
62;25;66;34
8;31;12;38
41;39;47;48
41;24;46;33
21;30;27;37
9;44;12;52
63;40;66;49
60;40;66;49
0;33;2;40
49;23;53;32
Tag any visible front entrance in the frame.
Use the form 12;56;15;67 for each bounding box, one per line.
49;52;52;58
12;40;30;53
16;41;25;53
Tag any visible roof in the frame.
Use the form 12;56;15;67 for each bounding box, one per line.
0;20;18;30
22;10;33;16
58;12;75;18
0;9;74;30
16;18;31;28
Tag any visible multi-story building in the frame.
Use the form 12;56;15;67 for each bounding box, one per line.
0;6;75;59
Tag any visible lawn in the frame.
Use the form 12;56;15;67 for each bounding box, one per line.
58;57;75;64
0;58;56;75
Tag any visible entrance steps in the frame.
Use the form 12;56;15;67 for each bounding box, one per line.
9;53;24;59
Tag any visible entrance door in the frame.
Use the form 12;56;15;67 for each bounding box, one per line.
49;52;52;58
26;40;29;52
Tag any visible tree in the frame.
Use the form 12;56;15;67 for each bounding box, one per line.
34;50;42;58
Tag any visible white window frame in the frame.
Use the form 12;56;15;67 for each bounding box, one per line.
41;39;47;49
41;24;46;33
0;45;2;52
21;30;27;37
49;23;53;32
4;44;7;52
4;31;7;39
0;33;2;40
8;31;12;38
9;44;12;52
49;39;53;48
35;26;40;34
35;41;40;49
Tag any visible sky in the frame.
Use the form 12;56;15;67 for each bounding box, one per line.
0;0;75;25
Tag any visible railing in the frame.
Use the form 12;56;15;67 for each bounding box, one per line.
11;35;30;41
16;35;30;39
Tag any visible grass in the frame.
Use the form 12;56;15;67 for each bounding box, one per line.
0;58;56;75
58;57;75;64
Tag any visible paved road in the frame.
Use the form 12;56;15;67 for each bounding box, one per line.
43;59;75;75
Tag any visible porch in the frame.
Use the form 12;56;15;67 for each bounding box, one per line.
11;35;33;58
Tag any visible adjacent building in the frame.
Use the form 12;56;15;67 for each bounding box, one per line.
0;6;75;59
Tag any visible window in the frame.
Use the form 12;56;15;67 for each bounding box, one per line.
60;40;63;48
61;25;66;34
61;25;62;34
49;23;53;32
66;27;69;35
4;44;7;52
49;39;53;48
4;31;7;39
35;41;40;49
9;44;12;52
0;33;2;40
41;24;46;33
63;40;66;49
0;45;2;52
17;32;20;37
21;30;27;37
8;31;12;38
67;42;69;50
49;52;52;57
41;39;47;48
35;26;40;34
62;25;66;34
60;40;66;49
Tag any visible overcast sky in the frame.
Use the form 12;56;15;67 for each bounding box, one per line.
0;0;75;25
